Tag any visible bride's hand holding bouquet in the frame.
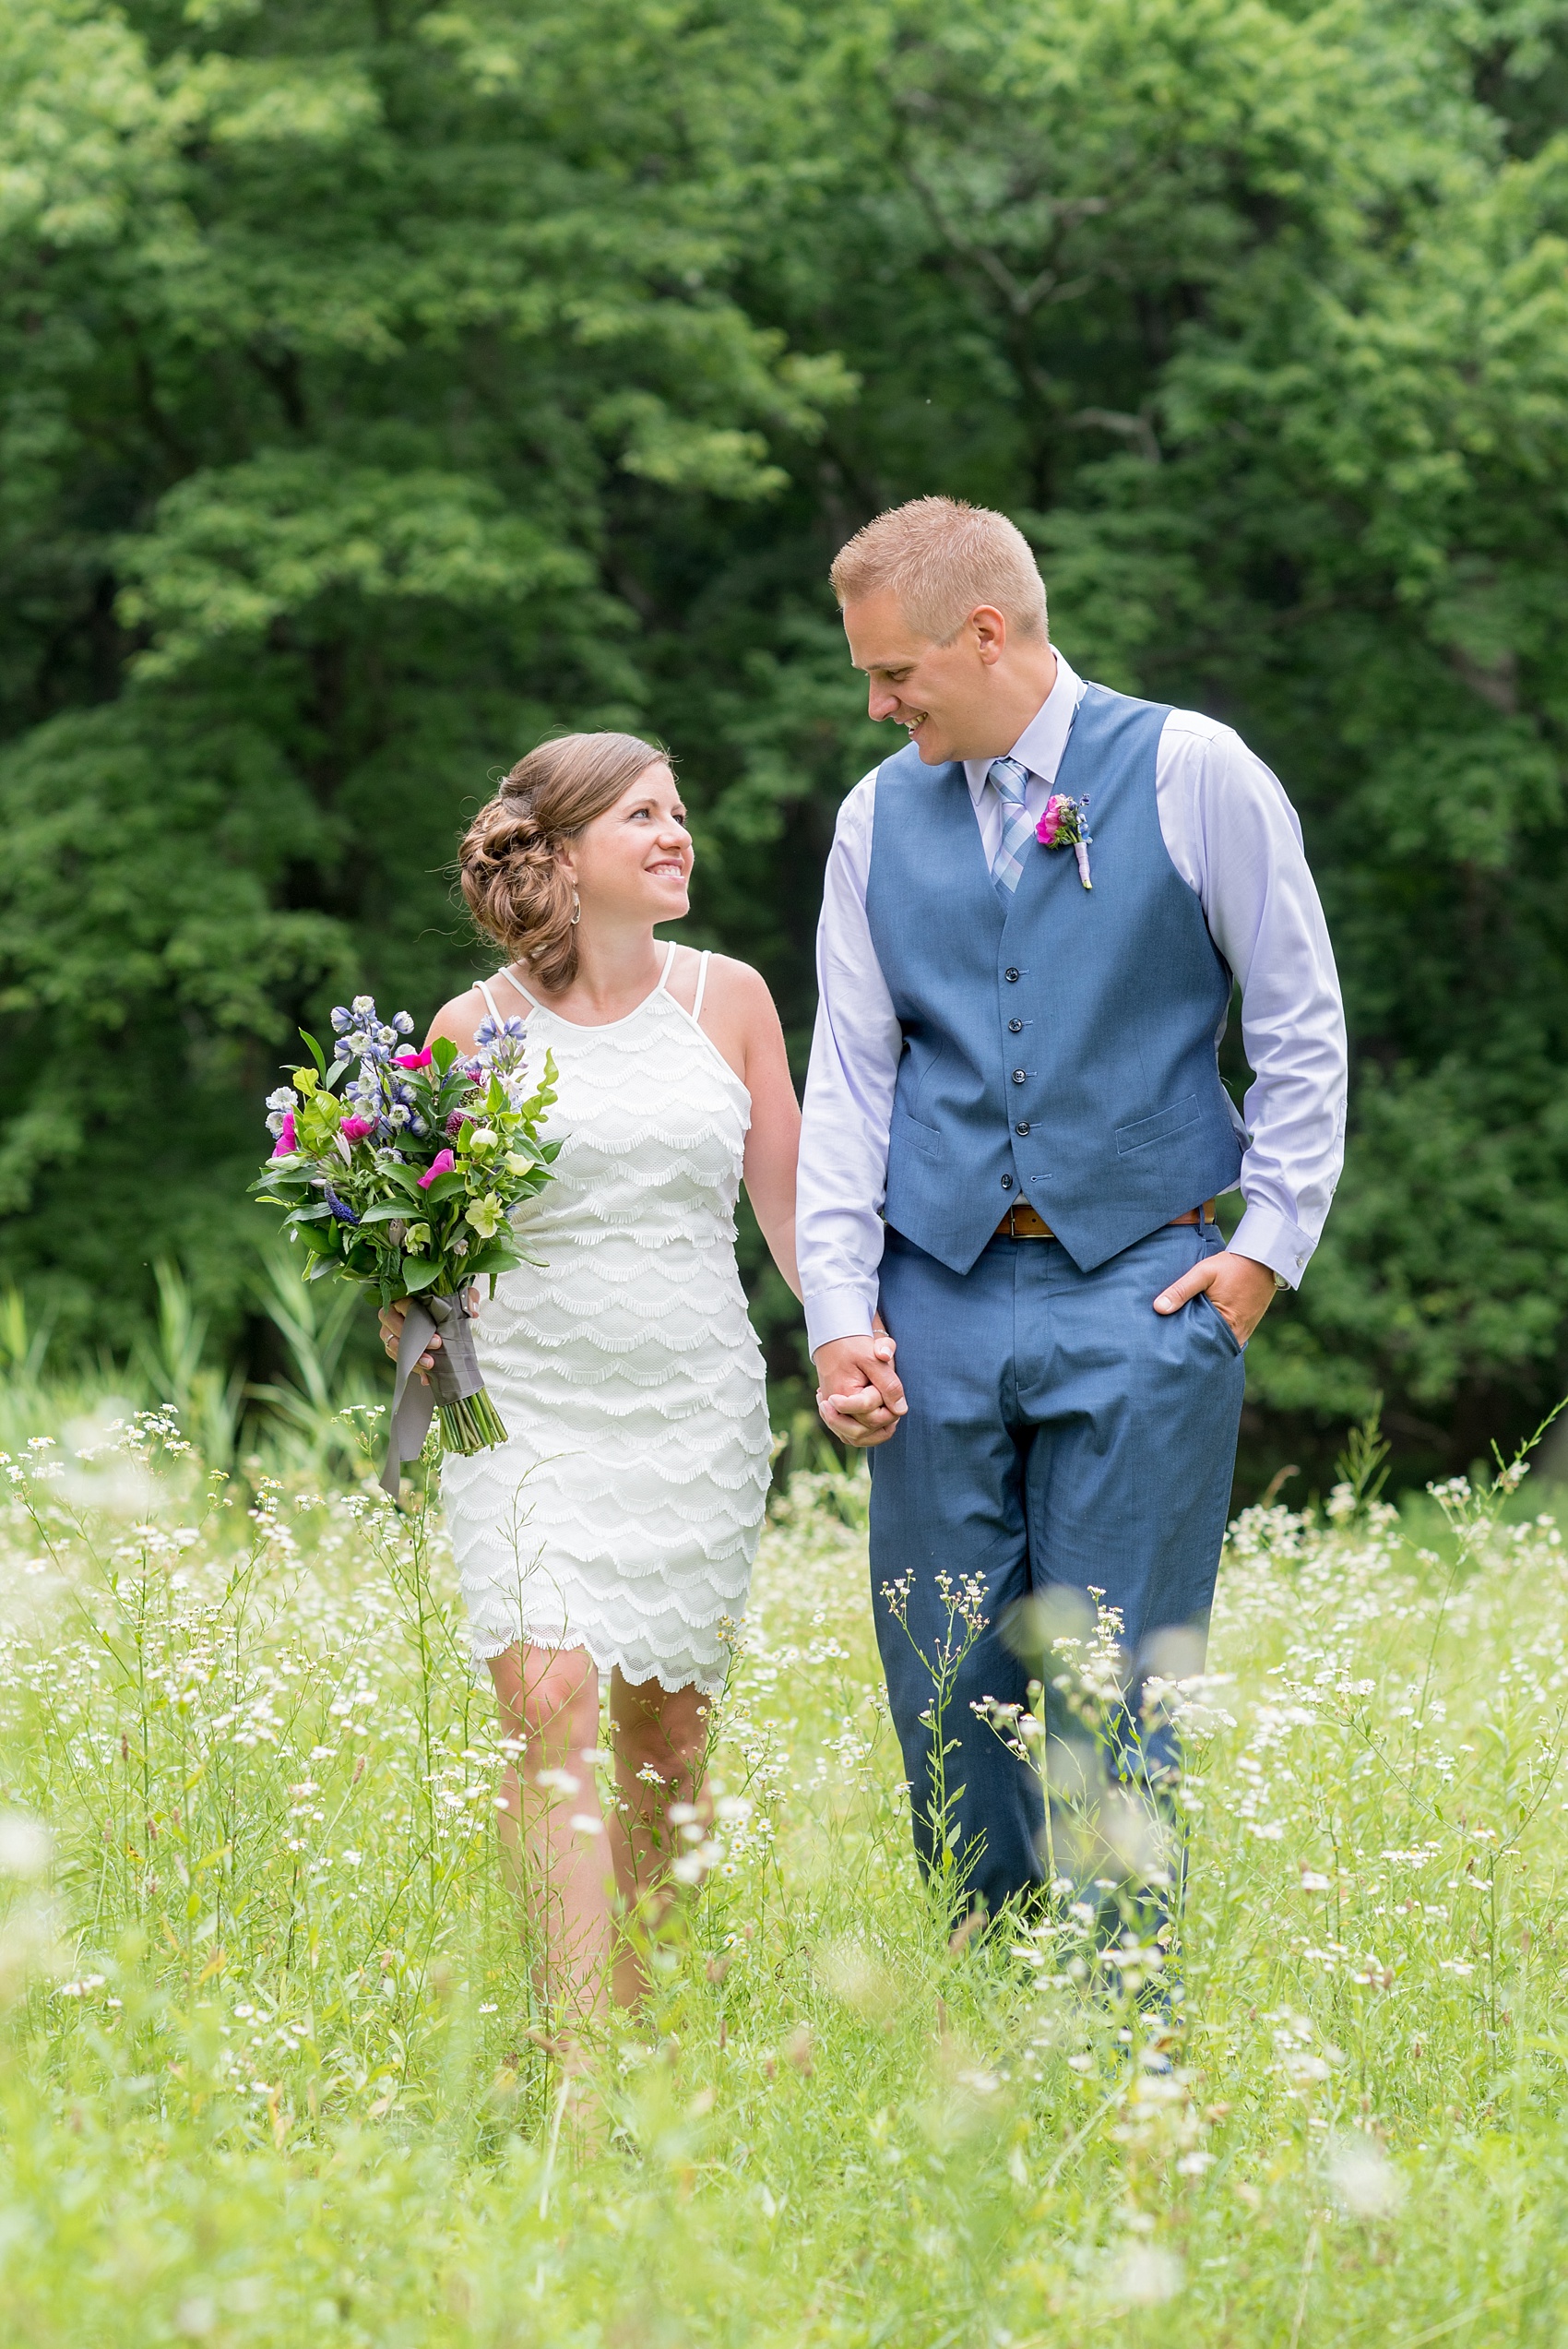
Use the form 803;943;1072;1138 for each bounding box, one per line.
251;996;558;1494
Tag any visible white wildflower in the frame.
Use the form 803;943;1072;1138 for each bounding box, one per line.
1325;2131;1405;2221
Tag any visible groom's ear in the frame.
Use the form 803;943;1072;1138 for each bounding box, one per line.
966;605;1009;666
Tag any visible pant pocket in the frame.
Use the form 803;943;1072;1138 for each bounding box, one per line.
1197;1293;1245;1356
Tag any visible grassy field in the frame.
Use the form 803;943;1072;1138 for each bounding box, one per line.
3;1390;1568;2347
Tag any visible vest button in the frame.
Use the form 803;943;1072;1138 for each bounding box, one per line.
1011;1068;1027;1085
1008;1018;1023;1034
1004;967;1019;983
1015;1122;1030;1136
1000;1174;1014;1191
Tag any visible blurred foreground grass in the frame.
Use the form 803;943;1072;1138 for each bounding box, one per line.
3;1391;1568;2346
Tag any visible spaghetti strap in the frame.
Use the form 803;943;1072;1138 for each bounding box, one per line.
495;966;541;1012
656;938;680;993
691;950;712;1023
475;977;505;1023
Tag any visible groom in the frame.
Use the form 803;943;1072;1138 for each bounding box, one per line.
798;496;1347;1922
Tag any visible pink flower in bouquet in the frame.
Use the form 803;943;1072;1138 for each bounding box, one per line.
340;1115;374;1143
1036;795;1070;847
271;1112;298;1157
418;1148;456;1189
394;1049;434;1069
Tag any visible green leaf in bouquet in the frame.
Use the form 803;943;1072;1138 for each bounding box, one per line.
298;1028;327;1076
421;1169;469;1203
466;1235;528;1280
376;1162;428;1198
300;1092;343;1149
432;1036;460;1075
251;1177;305;1205
355;1202;414;1225
401;1255;444;1294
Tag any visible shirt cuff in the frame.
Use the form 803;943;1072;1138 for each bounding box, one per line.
803;1286;878;1356
1229;1202;1316;1290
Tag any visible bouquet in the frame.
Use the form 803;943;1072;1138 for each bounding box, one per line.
251;996;558;1496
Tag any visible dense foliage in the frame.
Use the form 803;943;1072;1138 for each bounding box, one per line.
2;0;1566;1481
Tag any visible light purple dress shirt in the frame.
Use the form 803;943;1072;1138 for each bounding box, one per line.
798;649;1348;1353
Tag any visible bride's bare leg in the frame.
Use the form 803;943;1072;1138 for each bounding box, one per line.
605;1670;714;2008
488;1643;612;2028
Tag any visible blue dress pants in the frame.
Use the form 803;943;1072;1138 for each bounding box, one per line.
869;1218;1247;1922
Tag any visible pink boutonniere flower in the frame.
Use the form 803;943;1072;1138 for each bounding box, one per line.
270;1112;298;1158
339;1115;375;1143
1036;793;1093;890
417;1148;457;1189
394;1048;434;1069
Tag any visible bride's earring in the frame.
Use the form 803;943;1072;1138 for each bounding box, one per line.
570;891;581;926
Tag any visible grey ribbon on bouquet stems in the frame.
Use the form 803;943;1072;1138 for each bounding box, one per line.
380;1288;482;1498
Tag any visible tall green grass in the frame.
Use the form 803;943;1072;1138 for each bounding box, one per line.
2;1389;1567;2345
0;1258;379;1476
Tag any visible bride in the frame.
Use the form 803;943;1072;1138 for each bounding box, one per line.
382;731;802;2022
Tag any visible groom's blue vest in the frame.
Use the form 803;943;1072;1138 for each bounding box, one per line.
864;681;1244;1276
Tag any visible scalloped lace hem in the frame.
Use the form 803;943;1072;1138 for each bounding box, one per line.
465;1622;739;1698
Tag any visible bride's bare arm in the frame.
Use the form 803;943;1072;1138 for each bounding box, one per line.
695;958;801;1299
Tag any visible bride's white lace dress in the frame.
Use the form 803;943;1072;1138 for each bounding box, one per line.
440;945;771;1693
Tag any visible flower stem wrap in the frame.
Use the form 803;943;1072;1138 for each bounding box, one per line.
381;1289;504;1497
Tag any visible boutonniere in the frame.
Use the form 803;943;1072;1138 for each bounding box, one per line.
1037;793;1093;889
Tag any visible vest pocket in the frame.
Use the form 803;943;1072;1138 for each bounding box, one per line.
891;1106;943;1161
1114;1094;1201;1156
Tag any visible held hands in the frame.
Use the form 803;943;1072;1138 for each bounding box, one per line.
1153;1249;1278;1346
378;1290;481;1378
814;1316;906;1449
811;1252;1275;1449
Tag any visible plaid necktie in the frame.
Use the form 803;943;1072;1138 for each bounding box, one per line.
988;756;1035;898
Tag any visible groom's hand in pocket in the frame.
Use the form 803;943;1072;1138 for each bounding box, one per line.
814;1319;907;1449
1152;1250;1277;1347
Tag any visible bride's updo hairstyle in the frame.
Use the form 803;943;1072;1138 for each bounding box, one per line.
458;731;668;992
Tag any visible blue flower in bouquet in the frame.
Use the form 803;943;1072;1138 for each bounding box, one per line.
473;1013;534;1107
345;1069;385;1117
332;994;399;1063
474;1013;529;1059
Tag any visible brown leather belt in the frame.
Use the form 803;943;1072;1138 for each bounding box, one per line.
994;1198;1217;1241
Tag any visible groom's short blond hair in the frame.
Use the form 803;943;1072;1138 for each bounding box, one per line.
830;496;1049;645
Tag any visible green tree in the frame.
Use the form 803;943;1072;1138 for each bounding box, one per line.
2;0;1566;1482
